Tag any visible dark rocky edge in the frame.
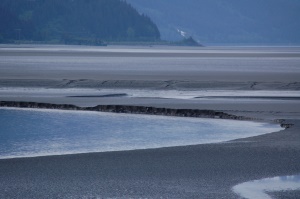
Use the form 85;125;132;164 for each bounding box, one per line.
274;119;295;129
281;123;294;128
0;101;256;121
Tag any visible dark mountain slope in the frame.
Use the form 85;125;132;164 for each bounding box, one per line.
0;0;160;44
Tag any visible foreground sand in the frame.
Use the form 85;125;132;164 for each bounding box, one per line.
0;121;299;198
0;45;300;198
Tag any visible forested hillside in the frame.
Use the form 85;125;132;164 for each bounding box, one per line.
0;0;160;44
127;0;300;45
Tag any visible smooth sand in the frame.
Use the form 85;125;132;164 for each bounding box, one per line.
0;45;300;198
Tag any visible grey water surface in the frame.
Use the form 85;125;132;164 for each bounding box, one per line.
233;174;300;199
0;108;282;159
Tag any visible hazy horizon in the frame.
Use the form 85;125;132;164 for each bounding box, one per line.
127;0;300;45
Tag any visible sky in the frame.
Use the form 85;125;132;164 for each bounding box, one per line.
127;0;300;45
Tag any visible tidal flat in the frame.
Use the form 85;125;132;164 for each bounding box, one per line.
0;44;300;198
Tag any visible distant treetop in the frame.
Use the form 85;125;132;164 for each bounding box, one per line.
0;0;161;44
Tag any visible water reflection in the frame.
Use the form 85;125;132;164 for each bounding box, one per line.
0;108;282;159
233;174;300;199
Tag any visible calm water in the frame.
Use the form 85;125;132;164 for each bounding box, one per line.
0;108;282;159
233;174;300;199
1;87;300;100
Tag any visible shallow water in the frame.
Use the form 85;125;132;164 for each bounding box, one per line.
1;87;300;100
0;108;282;159
233;174;300;199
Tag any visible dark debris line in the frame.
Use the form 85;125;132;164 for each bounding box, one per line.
0;101;253;121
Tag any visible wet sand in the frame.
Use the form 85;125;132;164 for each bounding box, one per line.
0;45;300;198
0;123;299;198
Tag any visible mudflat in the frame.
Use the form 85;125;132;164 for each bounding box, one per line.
0;44;299;198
